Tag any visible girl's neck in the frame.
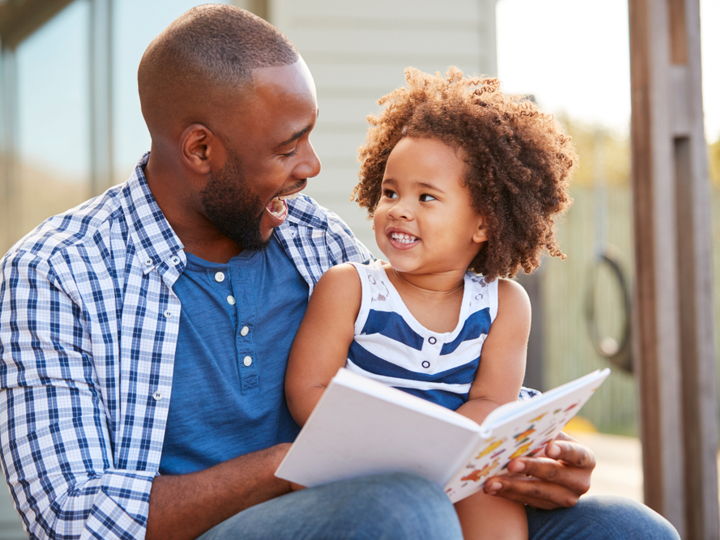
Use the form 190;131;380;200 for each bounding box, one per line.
386;266;466;333
392;268;464;296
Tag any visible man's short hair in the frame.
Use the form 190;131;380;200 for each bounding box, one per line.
138;4;299;134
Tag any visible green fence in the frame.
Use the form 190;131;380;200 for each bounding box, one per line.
541;185;720;435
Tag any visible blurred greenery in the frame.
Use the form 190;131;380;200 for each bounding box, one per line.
542;116;720;437
710;135;720;186
555;114;631;188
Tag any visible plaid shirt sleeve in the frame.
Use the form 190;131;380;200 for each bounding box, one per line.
0;249;154;540
323;209;373;267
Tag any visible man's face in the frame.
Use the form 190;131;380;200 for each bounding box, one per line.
202;59;320;250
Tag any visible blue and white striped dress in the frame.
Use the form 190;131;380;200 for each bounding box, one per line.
346;260;498;411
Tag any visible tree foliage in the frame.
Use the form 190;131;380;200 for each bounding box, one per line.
554;114;720;188
709;135;720;187
554;114;630;188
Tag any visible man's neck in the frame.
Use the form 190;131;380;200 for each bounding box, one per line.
144;153;243;264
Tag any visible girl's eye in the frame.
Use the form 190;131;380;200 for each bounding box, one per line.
383;189;397;199
419;194;436;202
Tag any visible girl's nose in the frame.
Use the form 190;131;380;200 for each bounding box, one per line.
387;199;413;221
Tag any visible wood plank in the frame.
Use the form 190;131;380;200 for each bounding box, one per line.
628;0;718;537
629;0;685;533
675;1;719;537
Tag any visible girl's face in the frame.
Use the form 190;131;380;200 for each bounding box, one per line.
373;137;487;276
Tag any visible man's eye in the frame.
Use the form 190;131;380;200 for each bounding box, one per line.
419;194;436;202
281;148;297;157
383;190;397;199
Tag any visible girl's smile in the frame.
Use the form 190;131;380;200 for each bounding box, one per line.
386;227;420;249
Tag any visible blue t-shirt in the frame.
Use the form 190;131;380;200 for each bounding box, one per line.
159;237;308;475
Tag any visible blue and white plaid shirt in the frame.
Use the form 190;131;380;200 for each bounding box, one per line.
0;154;371;540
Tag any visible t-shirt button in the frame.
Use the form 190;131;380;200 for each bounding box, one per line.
428;337;437;345
215;272;225;283
145;258;153;266
227;295;236;305
164;310;173;318
241;326;249;336
153;391;162;401
170;256;180;266
422;361;431;369
243;356;253;367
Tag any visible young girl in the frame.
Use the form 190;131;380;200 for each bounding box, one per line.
285;67;575;540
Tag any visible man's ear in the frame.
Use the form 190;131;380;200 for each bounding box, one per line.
179;123;220;175
472;219;488;244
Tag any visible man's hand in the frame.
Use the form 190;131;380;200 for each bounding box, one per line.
483;432;595;509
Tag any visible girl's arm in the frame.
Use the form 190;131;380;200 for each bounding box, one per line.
285;263;362;426
456;278;531;424
454;278;531;540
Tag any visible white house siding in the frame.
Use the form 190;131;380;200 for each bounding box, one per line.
266;0;499;254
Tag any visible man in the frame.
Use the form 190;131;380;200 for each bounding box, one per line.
0;5;678;540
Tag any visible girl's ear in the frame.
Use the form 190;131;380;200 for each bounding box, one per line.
472;219;488;244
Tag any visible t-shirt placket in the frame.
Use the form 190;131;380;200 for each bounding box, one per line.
229;262;259;393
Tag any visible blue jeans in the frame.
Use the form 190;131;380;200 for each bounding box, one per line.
198;474;679;540
198;473;462;540
527;495;680;539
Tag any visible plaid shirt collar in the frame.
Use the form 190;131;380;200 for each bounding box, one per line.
125;152;332;277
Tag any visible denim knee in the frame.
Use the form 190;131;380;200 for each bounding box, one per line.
527;495;680;540
346;473;463;540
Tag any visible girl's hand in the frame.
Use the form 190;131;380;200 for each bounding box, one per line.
483;432;595;509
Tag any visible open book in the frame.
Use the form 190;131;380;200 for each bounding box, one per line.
276;367;610;503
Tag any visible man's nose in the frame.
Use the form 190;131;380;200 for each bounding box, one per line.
297;142;321;179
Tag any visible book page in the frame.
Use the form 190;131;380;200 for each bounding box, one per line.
443;368;610;502
333;367;480;431
276;369;482;488
480;369;611;431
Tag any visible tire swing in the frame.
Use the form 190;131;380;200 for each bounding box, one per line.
584;248;633;373
583;131;633;373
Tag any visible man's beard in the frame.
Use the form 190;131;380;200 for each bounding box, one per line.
200;152;271;252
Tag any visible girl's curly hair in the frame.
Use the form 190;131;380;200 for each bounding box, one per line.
352;67;576;281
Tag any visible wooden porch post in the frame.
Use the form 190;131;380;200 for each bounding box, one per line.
628;0;718;538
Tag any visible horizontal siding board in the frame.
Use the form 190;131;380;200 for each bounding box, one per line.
273;0;482;21
286;17;489;33
287;29;485;56
303;51;487;68
311;131;367;159
312;97;382;126
309;63;493;92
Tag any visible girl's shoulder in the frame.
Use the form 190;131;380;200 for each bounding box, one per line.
315;260;389;302
314;262;363;298
321;260;361;279
331;259;388;284
464;273;526;298
495;277;531;315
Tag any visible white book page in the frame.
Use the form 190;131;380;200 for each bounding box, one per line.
480;369;611;434
276;369;481;488
332;368;480;431
443;368;610;502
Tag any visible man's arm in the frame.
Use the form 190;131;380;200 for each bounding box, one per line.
147;445;294;540
0;251;296;540
484;432;595;508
